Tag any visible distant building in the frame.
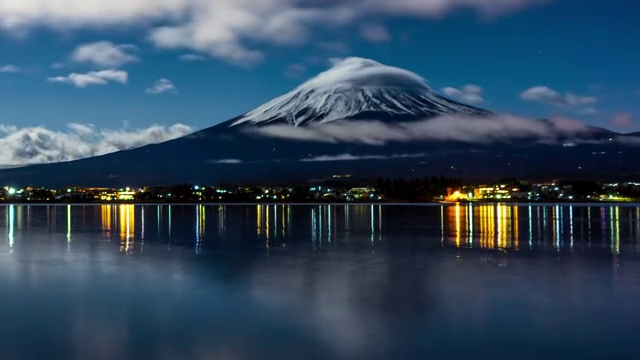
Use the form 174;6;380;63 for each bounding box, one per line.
474;185;520;200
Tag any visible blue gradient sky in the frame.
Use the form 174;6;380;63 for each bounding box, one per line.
0;0;637;133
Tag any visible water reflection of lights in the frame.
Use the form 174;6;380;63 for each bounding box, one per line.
257;205;263;237
8;205;14;250
311;207;318;251
119;204;135;253
612;207;620;255
266;205;271;249
569;206;574;250
67;205;72;249
468;204;474;248
195;205;205;254
528;206;533;249
101;205;113;235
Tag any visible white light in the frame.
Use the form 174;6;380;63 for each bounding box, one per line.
7;187;16;195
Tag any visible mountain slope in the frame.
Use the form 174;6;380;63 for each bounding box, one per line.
0;57;638;187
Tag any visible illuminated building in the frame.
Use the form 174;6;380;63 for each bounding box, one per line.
347;187;379;201
474;185;520;200
117;188;137;201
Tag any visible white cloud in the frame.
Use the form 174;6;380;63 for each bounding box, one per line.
520;86;597;107
301;153;425;162
304;57;426;89
442;84;484;104
71;41;138;67
145;78;176;94
207;159;243;164
179;53;207;62
48;69;128;88
0;122;192;166
248;114;593;146
359;24;391;42
0;0;547;65
0;64;20;73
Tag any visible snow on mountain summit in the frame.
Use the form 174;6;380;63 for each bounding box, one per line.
232;57;490;127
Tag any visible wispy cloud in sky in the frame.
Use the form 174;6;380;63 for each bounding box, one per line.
521;86;597;107
0;64;20;73
442;85;484;104
179;54;207;62
0;123;192;165
145;78;176;94
0;0;549;65
48;69;128;88
71;41;139;67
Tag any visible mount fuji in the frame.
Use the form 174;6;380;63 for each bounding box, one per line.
1;57;639;187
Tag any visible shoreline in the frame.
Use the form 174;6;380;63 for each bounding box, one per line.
1;201;639;206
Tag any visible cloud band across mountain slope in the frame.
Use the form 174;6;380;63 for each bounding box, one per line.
0;123;192;166
247;115;596;145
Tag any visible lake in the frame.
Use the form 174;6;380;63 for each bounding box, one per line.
0;204;639;359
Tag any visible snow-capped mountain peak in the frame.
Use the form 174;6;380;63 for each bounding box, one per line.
231;57;489;127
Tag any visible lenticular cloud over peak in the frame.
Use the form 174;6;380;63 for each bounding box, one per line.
301;57;429;90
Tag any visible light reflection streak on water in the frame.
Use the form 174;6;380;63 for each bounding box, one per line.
102;205;112;236
168;205;172;240
551;205;561;251
370;205;375;245
319;206;323;248
281;205;286;240
67;205;71;250
8;205;14;250
612;207;620;255
468;204;474;248
266;205;271;250
587;207;592;242
118;205;135;254
328;205;332;244
513;206;519;251
195;205;201;255
455;204;461;248
216;205;223;237
257;205;262;237
496;204;502;248
569;206;574;250
528;206;533;249
440;206;444;247
141;207;145;252
311;207;317;251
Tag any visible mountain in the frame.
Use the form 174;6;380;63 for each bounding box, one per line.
1;57;639;187
231;58;489;127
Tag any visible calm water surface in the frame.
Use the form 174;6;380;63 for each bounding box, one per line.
1;204;640;359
